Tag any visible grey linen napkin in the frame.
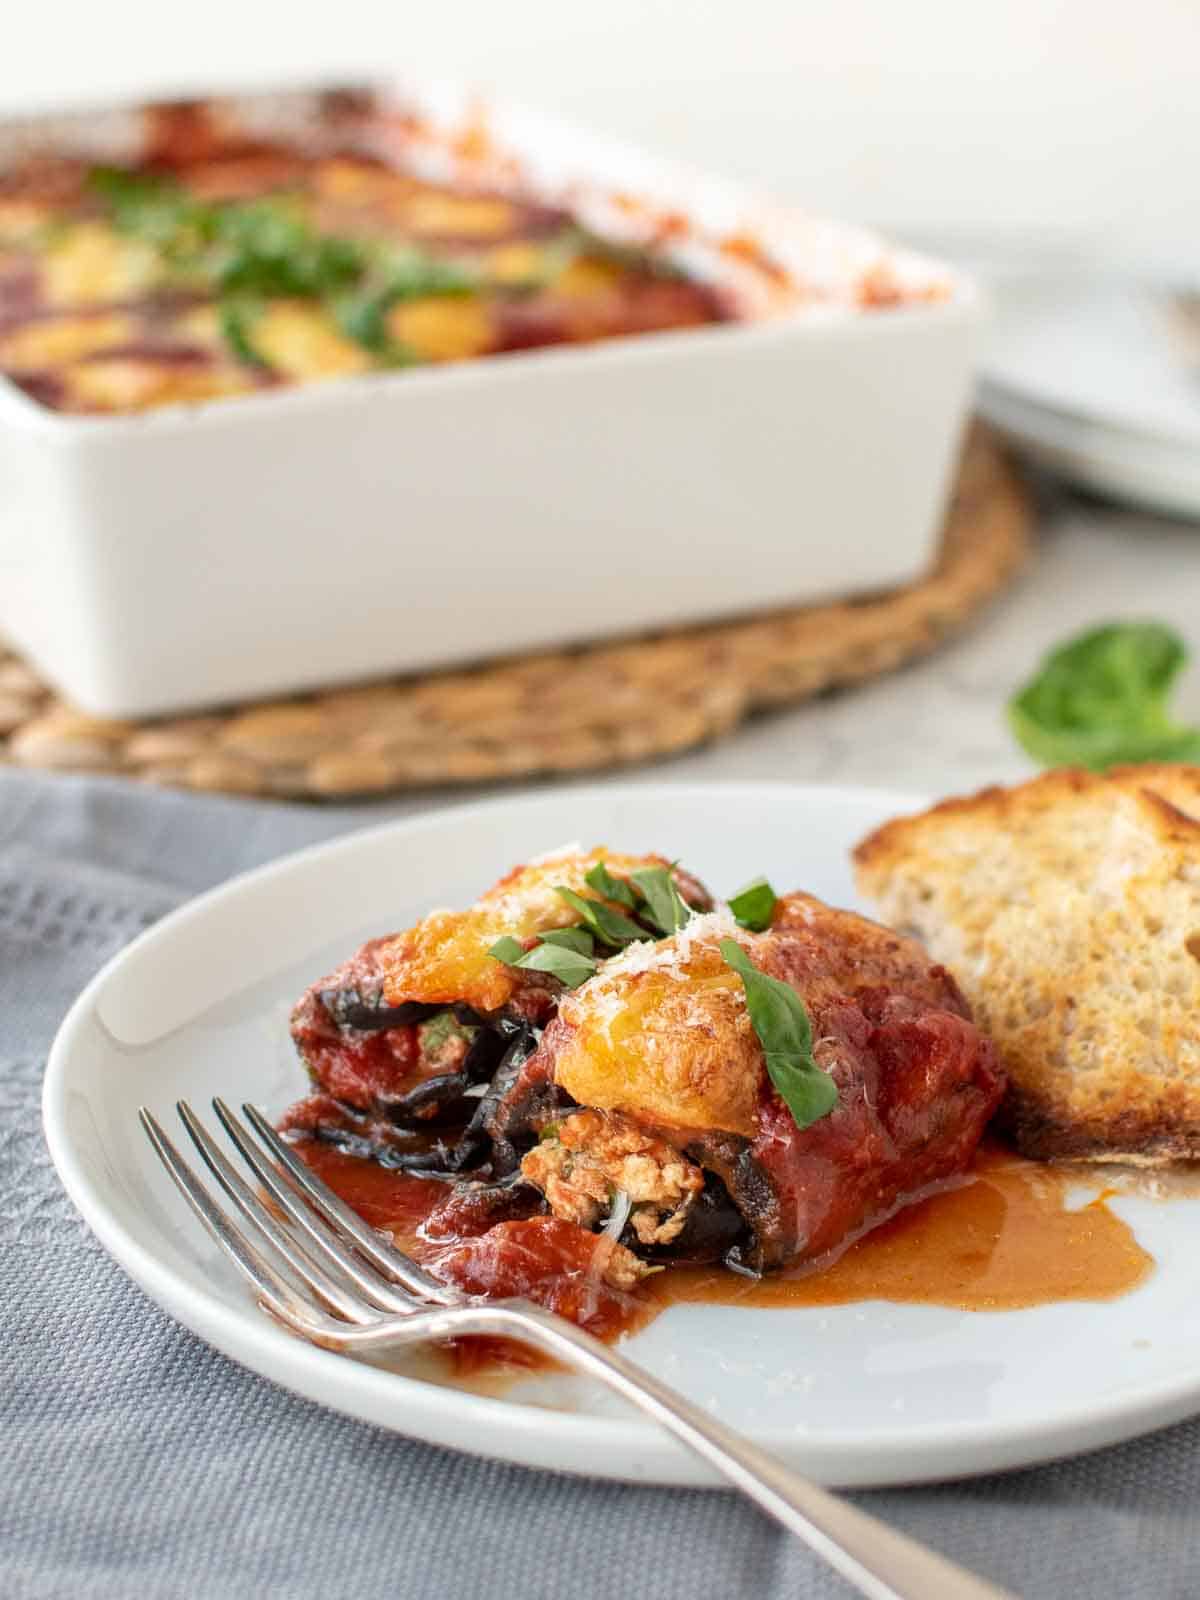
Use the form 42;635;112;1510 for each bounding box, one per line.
1;769;1196;1600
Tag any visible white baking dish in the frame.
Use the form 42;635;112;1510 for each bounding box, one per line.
0;82;979;719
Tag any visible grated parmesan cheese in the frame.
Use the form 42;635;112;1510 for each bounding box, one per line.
588;907;748;986
563;909;757;1045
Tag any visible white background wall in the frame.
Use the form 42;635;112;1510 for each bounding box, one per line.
5;0;1197;265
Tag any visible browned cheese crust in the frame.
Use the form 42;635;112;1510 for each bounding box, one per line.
853;764;1200;1162
539;894;972;1140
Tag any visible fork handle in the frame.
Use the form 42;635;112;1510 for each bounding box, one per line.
297;1293;1014;1596
474;1304;1015;1600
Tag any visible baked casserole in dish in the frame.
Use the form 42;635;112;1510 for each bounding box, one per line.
0;83;978;717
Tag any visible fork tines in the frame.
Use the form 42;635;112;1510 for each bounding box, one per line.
139;1099;465;1345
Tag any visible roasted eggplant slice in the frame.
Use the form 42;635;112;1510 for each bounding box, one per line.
290;850;714;1119
632;1173;749;1265
319;991;441;1032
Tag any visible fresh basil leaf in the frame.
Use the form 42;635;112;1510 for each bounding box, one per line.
87;166;194;243
214;204;365;298
488;936;526;965
511;940;597;988
728;876;778;932
630;866;691;935
555;888;647;947
332;287;393;353
86;169;378;311
336;248;473;339
381;246;475;301
1009;621;1200;770
719;939;837;1131
332;250;472;357
537;926;595;955
331;289;421;365
218;297;266;366
584;861;636;909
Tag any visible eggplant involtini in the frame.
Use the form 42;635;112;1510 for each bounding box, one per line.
284;848;1003;1315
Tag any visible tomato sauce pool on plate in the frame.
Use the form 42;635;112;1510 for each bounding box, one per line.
292;1138;1153;1380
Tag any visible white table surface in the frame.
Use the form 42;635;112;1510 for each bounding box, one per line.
624;489;1200;802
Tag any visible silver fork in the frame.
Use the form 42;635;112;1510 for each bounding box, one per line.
141;1100;1015;1600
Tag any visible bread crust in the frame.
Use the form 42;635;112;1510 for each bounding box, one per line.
853;765;1200;1164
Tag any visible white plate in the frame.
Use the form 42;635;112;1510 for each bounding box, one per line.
977;274;1200;520
978;381;1200;523
42;781;1200;1488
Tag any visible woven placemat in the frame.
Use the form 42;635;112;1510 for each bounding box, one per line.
0;424;1031;800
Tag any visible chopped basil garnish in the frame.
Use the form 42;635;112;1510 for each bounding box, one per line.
87;167;204;250
631;865;691;936
537;926;595;955
489;859;697;987
209;199;366;299
554;887;647;947
1009;621;1200;769
380;246;475;301
85;165;477;368
488;931;597;988
719;939;837;1131
507;940;598;988
584;860;637;909
218;296;266;366
332;248;474;356
331;288;396;354
728;876;778;932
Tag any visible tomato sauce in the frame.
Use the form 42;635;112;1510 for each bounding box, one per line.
292;1136;1154;1382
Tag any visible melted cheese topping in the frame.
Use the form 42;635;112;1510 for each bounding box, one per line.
43;223;165;307
61;358;256;413
0;197;50;245
401;192;516;238
386;296;493;362
0;312;136;369
552;913;763;1137
250;302;370;381
380;847;678;1014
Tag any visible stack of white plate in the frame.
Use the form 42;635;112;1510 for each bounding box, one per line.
978;273;1200;521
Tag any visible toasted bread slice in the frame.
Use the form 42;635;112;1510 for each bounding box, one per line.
853;765;1200;1163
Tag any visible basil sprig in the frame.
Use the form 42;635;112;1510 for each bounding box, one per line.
719;939;837;1131
1009;621;1200;770
727;876;778;932
85;165;477;367
490;857;701;987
